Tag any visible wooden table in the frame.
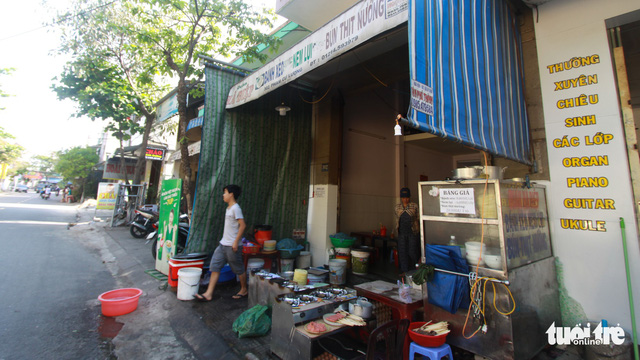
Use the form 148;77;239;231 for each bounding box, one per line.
355;280;423;359
243;251;281;273
350;231;396;261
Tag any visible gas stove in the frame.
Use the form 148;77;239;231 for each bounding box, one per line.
271;287;357;360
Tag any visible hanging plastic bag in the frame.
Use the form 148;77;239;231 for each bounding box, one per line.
232;304;272;338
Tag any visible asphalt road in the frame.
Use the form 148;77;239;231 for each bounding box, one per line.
0;191;116;360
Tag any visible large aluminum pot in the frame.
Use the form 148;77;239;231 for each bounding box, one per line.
479;166;507;179
452;167;481;179
348;297;373;318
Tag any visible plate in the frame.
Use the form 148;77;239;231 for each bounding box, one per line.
304;321;328;334
323;313;344;326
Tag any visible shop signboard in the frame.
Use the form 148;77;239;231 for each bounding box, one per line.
155;179;182;275
535;0;640;331
103;157;137;181
96;182;119;210
145;147;165;161
156;93;178;123
226;0;408;108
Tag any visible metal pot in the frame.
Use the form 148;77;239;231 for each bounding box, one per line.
479;166;507;179
452;167;481;179
348;297;373;318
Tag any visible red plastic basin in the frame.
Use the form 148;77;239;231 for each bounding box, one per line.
408;321;448;347
98;288;143;317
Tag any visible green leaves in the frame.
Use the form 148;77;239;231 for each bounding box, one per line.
0;126;23;164
55;146;100;182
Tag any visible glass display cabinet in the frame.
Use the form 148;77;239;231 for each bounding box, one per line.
417;180;561;360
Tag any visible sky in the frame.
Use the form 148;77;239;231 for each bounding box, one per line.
0;0;108;159
0;0;280;161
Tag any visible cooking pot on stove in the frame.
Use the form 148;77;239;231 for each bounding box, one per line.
452;167;481;179
478;166;507;180
349;297;373;318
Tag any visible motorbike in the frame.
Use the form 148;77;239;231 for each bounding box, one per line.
129;208;159;238
148;214;189;259
40;191;50;200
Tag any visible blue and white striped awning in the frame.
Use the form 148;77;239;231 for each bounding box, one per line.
408;0;531;164
186;116;204;131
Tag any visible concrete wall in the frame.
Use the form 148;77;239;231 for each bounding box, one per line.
339;89;455;236
535;0;640;332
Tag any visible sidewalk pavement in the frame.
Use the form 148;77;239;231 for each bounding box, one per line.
72;202;583;360
73;203;274;360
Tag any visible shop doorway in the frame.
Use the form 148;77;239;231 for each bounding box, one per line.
607;12;640;236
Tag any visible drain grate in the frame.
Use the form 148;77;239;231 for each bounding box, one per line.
145;269;168;281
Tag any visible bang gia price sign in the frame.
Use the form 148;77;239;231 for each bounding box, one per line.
439;188;476;215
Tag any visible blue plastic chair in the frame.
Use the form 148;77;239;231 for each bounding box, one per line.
409;342;454;360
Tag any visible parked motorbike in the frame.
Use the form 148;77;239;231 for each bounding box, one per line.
129;208;159;238
148;214;189;259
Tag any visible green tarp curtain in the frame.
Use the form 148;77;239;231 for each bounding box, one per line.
186;66;312;254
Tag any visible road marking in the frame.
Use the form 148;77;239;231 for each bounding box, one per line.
0;220;69;226
0;202;76;210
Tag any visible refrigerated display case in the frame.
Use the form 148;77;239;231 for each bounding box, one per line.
418;180;561;360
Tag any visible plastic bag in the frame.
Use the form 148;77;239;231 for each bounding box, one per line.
232;304;272;338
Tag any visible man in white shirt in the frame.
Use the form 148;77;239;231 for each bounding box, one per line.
195;184;247;301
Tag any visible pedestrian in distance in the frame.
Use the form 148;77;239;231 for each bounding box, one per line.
394;187;420;278
195;184;248;301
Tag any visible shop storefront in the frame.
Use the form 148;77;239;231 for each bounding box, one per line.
187;0;640;357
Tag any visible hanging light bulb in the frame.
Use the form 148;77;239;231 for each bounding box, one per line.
275;102;291;116
394;114;402;136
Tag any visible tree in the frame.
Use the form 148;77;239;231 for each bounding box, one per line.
126;0;279;214
55;147;99;199
0;127;23;164
31;154;57;178
53;2;167;185
0;68;14;110
0;69;23;166
54;0;279;215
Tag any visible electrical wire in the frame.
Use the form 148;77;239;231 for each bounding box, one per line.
0;0;120;42
462;151;517;339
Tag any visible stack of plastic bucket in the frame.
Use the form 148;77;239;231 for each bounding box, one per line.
335;248;351;268
168;253;207;287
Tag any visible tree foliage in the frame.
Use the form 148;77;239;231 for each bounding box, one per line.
53;0;168;184
0;127;23;164
0;68;14;110
31;154;57;176
126;0;279;213
53;0;279;213
55;146;99;181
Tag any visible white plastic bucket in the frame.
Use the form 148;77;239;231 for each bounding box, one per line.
177;267;202;300
329;259;347;285
351;250;371;275
296;251;311;268
280;258;295;272
335;247;351;256
247;258;265;272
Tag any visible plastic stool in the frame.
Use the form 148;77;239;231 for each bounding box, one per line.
409;342;454;360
